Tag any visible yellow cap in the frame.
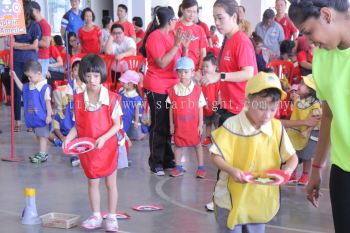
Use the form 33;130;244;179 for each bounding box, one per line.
245;72;287;100
24;188;36;197
302;74;316;91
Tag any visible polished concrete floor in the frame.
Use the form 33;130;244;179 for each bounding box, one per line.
0;104;334;233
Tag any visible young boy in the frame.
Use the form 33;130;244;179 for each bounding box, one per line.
12;61;53;163
210;72;298;232
167;57;207;178
201;53;220;146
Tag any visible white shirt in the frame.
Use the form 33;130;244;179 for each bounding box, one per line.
29;79;51;101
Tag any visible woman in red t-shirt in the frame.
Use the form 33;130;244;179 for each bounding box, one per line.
297;40;315;76
78;7;103;54
132;16;145;56
176;0;207;70
140;6;191;174
201;0;258;126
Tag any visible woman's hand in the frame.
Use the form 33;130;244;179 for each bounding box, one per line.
200;72;220;86
174;27;183;47
306;168;323;207
181;29;193;48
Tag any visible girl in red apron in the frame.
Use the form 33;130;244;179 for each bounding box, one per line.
167;57;207;178
63;54;121;232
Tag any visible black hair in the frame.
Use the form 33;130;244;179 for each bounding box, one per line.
53;35;64;46
248;88;282;103
181;0;198;10
111;23;124;33
118;4;128;13
288;0;349;26
214;0;240;24
210;25;216;31
102;16;112;28
81;7;95;21
178;4;183;18
140;6;175;58
24;61;42;74
31;1;41;12
79;54;107;84
263;8;276;23
276;0;287;5
67;32;77;56
280;40;295;56
23;0;35;27
251;32;263;46
203;53;217;65
72;60;81;70
132;16;143;28
239;5;245;13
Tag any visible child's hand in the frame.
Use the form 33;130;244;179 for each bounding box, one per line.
133;121;139;128
95;135;108;149
170;124;174;135
198;125;203;135
304;115;320;127
62;138;71;150
46;115;52;124
229;167;246;183
283;167;294;176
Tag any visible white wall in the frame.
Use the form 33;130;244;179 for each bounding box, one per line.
90;0;114;27
113;0;133;22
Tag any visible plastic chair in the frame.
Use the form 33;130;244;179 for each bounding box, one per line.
100;54;117;91
0;50;10;103
266;60;294;84
118;55;145;74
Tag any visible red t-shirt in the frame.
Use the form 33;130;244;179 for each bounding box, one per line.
202;81;220;117
219;31;258;114
78;26;102;54
212;34;219;46
143;29;182;94
136;29;145;56
115;20;135;38
38;19;51;59
197;21;210;38
297;50;313;64
275;14;297;40
49;46;61;60
175;21;207;70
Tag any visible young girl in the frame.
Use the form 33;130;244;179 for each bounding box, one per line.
12;61;52;163
282;75;321;185
119;70;148;141
63;54;121;232
201;53;220;146
167;57;207;178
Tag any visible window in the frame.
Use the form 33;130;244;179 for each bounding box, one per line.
47;0;86;34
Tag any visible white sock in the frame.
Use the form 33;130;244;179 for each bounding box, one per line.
93;212;102;219
107;213;117;219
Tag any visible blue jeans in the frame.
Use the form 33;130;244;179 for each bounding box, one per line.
14;62;25;121
38;58;49;79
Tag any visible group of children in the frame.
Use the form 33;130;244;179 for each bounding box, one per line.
12;50;321;232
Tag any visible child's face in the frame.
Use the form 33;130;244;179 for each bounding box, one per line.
72;64;79;79
122;82;133;90
25;70;42;84
297;80;310;98
85;72;101;91
177;69;193;81
245;95;279;128
202;61;216;75
255;42;263;54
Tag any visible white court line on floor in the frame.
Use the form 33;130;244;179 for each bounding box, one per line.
156;177;330;233
266;224;329;233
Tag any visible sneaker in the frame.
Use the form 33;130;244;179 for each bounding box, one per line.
298;173;309;186
105;217;119;232
196;169;207;179
202;137;211;146
81;215;102;230
70;156;80;167
288;170;297;184
152;166;165;176
205;202;214;211
170;168;185;177
30;153;48;164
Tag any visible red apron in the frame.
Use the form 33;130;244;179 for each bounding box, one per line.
202;82;220;117
168;85;201;146
74;92;118;179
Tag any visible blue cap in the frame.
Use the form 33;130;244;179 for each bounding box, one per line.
175;57;194;70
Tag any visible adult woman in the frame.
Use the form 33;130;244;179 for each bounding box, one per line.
67;32;81;56
201;0;257;126
78;7;103;54
289;1;350;232
102;16;113;46
176;0;207;70
140;6;191;175
13;1;41;131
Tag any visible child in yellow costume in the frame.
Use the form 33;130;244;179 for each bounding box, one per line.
282;75;321;185
210;72;298;233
